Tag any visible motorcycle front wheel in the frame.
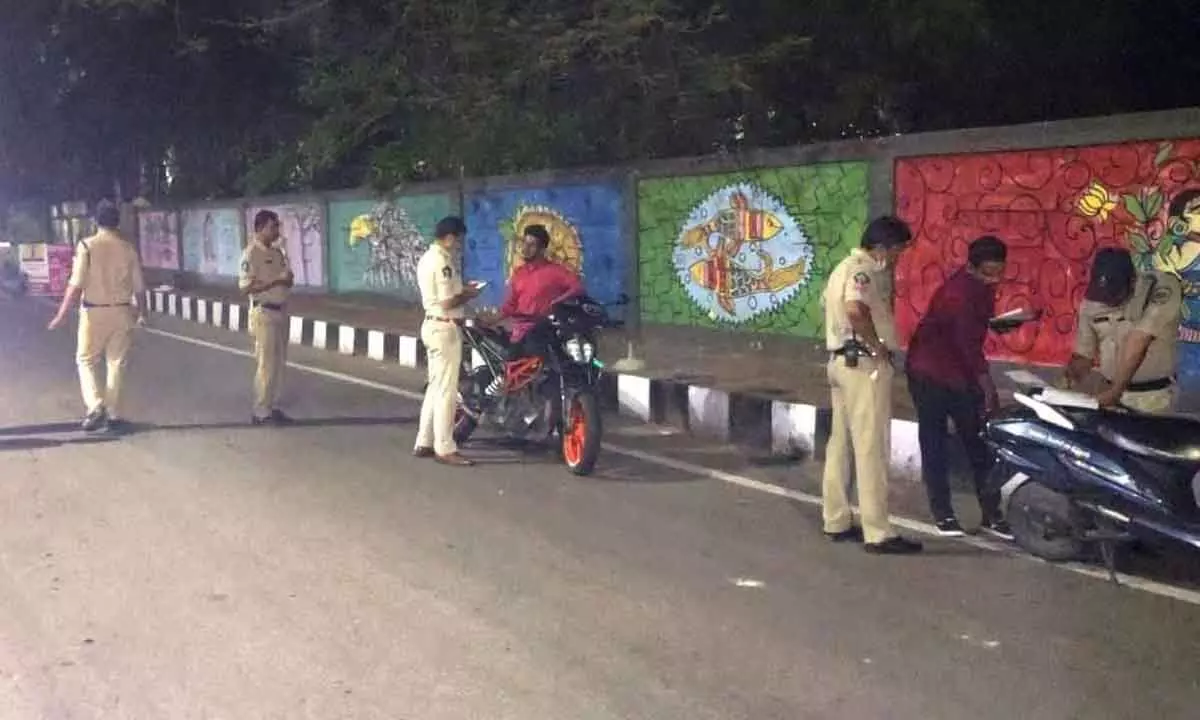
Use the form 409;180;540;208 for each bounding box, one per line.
561;391;602;476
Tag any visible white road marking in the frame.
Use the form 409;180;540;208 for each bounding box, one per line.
143;327;1200;608
731;578;765;589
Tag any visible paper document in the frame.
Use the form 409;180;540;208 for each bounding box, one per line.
1036;387;1099;410
1005;369;1047;387
992;307;1038;322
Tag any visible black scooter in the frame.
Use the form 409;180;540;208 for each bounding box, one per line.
984;385;1200;580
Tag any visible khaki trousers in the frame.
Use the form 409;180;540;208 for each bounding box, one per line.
1121;385;1175;414
250;307;288;417
77;306;135;418
416;320;463;456
822;356;896;544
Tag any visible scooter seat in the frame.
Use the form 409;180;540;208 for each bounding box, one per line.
1095;412;1200;463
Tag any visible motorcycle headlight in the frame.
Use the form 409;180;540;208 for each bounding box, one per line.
582;341;595;362
564;337;584;362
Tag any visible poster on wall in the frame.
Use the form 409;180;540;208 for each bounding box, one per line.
182;208;243;278
464;182;626;308
19;244;73;296
244;203;325;287
327;193;454;300
637;163;868;336
895;139;1200;375
138;210;181;270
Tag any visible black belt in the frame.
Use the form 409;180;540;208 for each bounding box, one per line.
1120;377;1175;393
82;301;130;308
252;302;285;312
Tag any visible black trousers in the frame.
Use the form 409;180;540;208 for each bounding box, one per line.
907;373;1001;523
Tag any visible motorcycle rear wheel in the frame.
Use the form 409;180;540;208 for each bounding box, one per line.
1008;481;1085;562
561;391;602;476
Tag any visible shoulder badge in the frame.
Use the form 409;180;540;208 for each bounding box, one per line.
442;266;453;279
241;260;250;273
1151;285;1173;304
853;271;871;289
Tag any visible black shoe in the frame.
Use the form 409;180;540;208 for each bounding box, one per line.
269;410;293;425
824;526;865;543
81;408;108;433
935;518;966;538
865;537;924;555
981;519;1014;541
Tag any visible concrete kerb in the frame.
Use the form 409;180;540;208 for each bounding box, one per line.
145;289;925;479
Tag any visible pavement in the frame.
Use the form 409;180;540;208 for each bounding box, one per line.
1;295;1199;718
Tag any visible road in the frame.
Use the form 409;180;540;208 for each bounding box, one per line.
0;298;1198;719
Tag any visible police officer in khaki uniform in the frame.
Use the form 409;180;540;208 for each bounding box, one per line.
821;216;923;554
48;201;146;434
239;210;295;425
1066;248;1182;412
413;217;479;466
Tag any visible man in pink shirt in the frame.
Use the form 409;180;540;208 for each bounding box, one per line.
497;224;585;357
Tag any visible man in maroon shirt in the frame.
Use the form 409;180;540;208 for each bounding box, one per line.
905;236;1011;539
497;224;585;357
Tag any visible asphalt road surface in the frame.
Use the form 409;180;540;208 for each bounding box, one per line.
0;298;1198;720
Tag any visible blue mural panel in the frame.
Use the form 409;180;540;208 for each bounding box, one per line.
463;182;626;308
182;207;244;278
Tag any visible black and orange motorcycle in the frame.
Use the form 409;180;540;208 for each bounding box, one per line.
449;295;623;476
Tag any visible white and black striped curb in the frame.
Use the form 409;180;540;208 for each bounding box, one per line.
144;290;924;476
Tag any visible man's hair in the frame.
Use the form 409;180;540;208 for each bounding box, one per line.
523;224;551;249
967;235;1008;267
1169;188;1200;219
95;201;120;230
1085;247;1136;303
860;215;913;250
253;210;280;232
435;216;467;239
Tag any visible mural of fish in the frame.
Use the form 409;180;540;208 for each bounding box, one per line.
688;249;807;315
679;190;784;258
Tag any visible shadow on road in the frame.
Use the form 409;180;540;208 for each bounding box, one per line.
0;416;414;438
0;436;120;451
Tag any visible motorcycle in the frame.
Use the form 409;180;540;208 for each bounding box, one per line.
450;294;624;476
984;384;1200;580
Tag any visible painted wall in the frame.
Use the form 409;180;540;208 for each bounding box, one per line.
327;193;454;301
638;163;869;336
895;140;1200;375
138;210;180;270
181;207;243;278
463;182;626;308
245;202;326;287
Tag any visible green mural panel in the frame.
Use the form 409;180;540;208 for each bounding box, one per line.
327;193;454;301
638;163;868;337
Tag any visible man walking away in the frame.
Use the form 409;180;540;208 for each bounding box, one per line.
905;235;1011;539
821;216;923;555
48;200;146;434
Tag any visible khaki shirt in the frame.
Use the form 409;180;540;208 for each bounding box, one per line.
823;249;897;351
417;242;465;319
1075;271;1182;383
68;229;145;305
238;241;291;305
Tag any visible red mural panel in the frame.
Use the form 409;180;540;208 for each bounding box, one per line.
895;140;1200;366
